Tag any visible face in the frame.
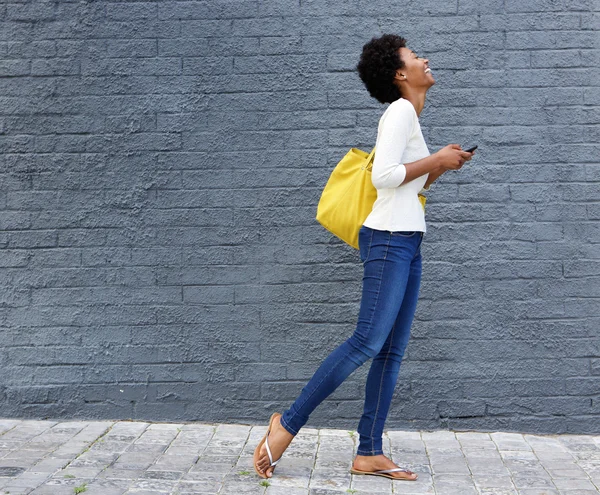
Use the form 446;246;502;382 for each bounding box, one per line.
395;47;434;89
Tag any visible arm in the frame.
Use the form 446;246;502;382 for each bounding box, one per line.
421;148;476;190
402;156;444;186
371;101;442;189
422;165;446;190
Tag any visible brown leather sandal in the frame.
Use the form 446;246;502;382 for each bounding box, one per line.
350;465;418;480
253;412;282;479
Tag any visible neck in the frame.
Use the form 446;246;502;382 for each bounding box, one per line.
400;90;426;117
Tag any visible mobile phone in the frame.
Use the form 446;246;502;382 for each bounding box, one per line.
464;145;478;153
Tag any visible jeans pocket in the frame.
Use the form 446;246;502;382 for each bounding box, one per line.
390;231;417;237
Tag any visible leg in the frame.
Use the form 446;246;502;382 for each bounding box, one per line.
356;247;422;455
255;228;420;478
279;228;411;437
256;227;407;477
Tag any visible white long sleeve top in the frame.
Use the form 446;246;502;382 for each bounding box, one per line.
362;97;431;233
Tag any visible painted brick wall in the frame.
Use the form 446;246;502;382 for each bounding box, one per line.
0;0;598;434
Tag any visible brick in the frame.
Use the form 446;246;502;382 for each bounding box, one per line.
0;0;597;437
458;0;503;13
105;2;157;21
505;0;594;12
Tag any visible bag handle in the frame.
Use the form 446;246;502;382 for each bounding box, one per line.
365;146;376;171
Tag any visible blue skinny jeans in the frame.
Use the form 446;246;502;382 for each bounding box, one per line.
280;225;423;455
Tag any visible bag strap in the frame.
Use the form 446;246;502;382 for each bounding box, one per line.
367;146;376;161
365;146;376;170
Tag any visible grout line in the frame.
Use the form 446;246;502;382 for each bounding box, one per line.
521;433;563;494
491;433;530;494
305;426;320;493
421;431;436;494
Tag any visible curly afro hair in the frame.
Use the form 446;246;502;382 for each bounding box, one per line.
356;34;407;104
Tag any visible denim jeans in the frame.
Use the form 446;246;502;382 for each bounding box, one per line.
280;225;423;456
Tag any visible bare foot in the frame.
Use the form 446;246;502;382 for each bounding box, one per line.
255;413;295;478
352;454;418;480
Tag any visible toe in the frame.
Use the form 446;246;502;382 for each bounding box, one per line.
391;468;417;480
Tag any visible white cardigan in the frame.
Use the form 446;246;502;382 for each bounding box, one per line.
362;97;431;233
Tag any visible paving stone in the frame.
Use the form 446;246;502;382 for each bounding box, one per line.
29;486;76;495
473;474;516;490
547;467;588;478
392;482;436;494
429;456;471;475
265;487;309;495
80;478;131;495
148;453;198;471
351;474;394;492
221;481;270;493
140;469;183;480
517;490;559;495
0;466;27;477
491;433;533;452
69;453;120;469
4;473;48;489
559;491;600;495
95;468;145;480
308;467;350;490
180;469;227;482
431;484;477;495
126;443;169;453
122;491;173;495
511;473;556;489
111;452;162;470
478;490;518;495
468;457;510;475
128;478;177;491
463;446;502;458
553;477;598;490
0;419;599;494
55;466;106;478
176;479;222;492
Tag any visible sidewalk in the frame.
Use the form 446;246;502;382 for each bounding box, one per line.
0;419;598;495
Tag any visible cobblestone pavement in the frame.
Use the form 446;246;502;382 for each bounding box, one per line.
0;419;598;494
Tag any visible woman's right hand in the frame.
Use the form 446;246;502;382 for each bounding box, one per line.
435;144;474;170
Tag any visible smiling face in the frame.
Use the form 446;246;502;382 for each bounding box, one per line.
394;47;435;90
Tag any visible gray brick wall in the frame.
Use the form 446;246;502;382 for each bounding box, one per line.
0;0;598;435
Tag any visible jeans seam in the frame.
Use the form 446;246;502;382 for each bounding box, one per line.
279;415;298;436
415;233;423;258
366;232;392;453
369;317;397;454
354;232;388;454
365;228;374;262
284;351;350;432
357;449;383;454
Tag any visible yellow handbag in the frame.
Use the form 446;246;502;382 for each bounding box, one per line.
316;147;377;249
316;146;427;250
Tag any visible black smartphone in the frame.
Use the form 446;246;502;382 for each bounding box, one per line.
464;145;478;153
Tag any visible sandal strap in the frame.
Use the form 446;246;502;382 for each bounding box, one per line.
264;429;281;467
375;467;412;474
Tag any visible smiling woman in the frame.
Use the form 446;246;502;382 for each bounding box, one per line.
252;33;475;483
355;36;434;105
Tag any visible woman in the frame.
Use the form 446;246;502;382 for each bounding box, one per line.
253;34;474;481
